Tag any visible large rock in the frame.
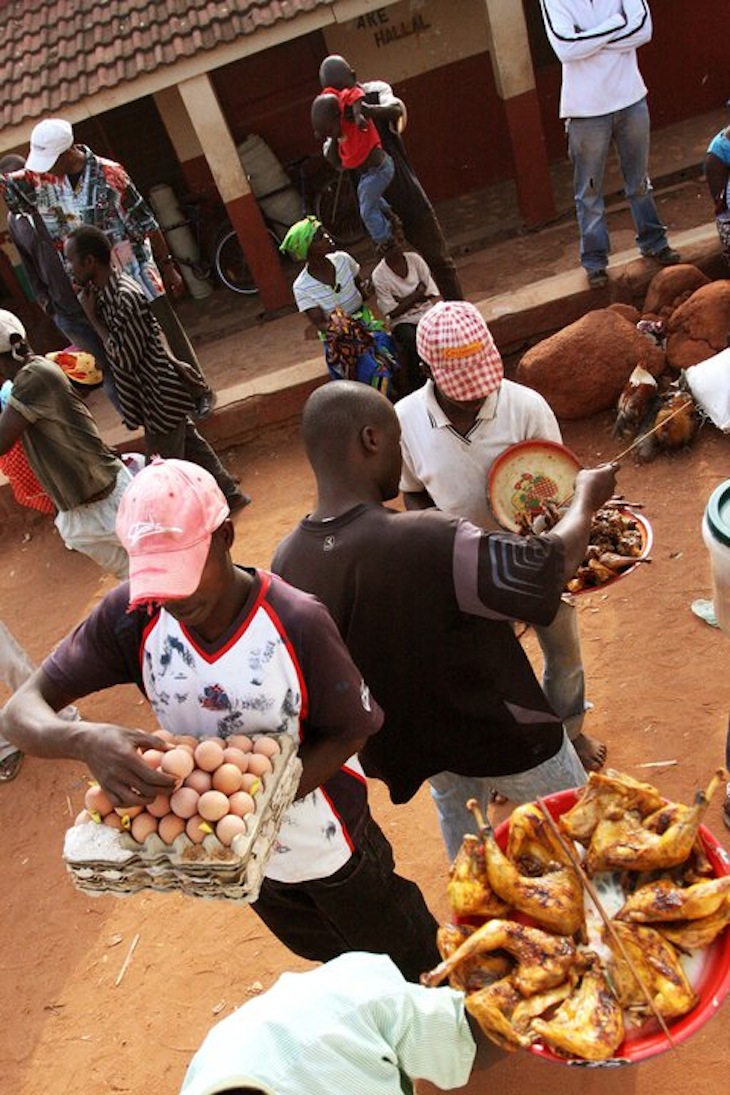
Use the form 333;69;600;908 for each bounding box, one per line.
516;309;665;419
665;280;730;369
643;264;710;318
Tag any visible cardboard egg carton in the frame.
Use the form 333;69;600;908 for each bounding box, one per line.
63;734;302;904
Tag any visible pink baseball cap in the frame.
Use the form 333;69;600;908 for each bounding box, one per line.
116;458;230;610
417;301;503;402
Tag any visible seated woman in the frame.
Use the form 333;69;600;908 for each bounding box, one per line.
372;215;441;394
280;217;398;398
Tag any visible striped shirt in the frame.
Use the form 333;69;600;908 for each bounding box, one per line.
96;271;194;433
292;251;362;317
179;952;476;1095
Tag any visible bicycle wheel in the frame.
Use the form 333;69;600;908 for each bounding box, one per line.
213;229;259;295
315;174;365;247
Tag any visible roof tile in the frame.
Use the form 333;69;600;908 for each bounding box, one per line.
0;0;332;131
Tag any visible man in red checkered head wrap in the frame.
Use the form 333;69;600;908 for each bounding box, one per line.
395;300;606;856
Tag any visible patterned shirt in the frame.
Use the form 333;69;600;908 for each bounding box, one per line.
180;952;476;1095
43;570;382;883
95;270;194;433
0;146;163;300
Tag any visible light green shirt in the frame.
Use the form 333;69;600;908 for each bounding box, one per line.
179;952;476;1095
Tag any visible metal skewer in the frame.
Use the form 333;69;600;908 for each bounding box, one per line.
533;796;678;1051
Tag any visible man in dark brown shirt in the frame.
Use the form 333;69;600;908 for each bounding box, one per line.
273;381;617;859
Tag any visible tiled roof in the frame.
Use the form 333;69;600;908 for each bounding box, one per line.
0;0;332;130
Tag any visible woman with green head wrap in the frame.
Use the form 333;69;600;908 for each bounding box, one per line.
283;217;399;397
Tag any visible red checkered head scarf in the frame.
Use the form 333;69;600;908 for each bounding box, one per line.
416;301;503;402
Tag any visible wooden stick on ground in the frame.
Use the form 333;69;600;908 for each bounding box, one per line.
114;932;140;988
533;797;678;1051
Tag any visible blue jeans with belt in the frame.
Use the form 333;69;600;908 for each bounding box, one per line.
567;97;669;273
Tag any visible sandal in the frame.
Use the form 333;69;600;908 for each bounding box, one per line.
0;750;23;783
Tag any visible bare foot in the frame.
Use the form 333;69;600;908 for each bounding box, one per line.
572;732;607;772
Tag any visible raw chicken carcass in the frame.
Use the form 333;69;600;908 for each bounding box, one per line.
606;922;698;1020
530;959;625;1061
447;833;509;919
422;918;579;997
616;874;730;923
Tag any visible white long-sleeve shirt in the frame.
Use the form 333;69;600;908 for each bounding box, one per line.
180;953;476;1095
539;0;653;117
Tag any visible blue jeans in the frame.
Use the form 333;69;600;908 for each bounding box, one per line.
357;153;395;245
429;732;587;863
51;310;123;416
534;599;586;740
567;97;669;273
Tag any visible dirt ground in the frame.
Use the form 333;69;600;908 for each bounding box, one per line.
0;405;729;1095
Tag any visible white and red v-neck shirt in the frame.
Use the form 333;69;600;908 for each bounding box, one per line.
44;569;383;883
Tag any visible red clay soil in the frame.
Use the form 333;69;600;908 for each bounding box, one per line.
1;411;729;1095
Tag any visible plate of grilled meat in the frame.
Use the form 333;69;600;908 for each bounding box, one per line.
423;769;730;1065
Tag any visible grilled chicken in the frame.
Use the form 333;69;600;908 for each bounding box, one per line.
482;823;584;934
422;918;579;997
560;769;665;845
506;801;575;874
447;833;509;919
616;874;730;923
657;898;730;951
465;978;528;1051
606;922;698;1019
436;923;513;994
583;771;722;875
530;959;625;1061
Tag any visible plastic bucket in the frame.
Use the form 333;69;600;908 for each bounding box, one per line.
701;479;730;634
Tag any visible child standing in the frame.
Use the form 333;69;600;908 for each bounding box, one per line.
312;90;395;249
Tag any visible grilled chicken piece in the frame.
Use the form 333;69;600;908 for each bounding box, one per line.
531;958;625;1061
482;824;584;935
465;978;528;1051
422;918;579;997
616;874;730;923
606;922;698;1019
657;897;730;951
614;363;659;439
560;769;665;844
436;923;513;994
583;772;722;876
506;801;575;873
447;834;509;919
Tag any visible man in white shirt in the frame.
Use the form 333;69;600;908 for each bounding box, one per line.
539;1;679;288
180;952;495;1095
397;301;604;855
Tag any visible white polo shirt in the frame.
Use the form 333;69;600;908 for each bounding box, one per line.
396;378;561;530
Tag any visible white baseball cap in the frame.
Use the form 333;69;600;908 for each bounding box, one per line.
26;118;74;173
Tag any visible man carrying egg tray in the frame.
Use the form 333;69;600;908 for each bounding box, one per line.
0;457;440;982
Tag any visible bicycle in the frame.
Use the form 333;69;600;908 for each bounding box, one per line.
163;155;365;296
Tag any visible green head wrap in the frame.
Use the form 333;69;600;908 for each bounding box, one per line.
279;215;322;261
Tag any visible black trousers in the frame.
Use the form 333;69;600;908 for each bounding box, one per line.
251;814;441;983
392;322;427;397
402;209;463;301
145;418;240;504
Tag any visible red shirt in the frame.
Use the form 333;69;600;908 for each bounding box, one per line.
324;85;381;170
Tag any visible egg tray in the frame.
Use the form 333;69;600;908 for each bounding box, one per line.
63;735;302;904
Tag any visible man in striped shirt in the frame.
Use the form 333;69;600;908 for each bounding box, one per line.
63;225;249;511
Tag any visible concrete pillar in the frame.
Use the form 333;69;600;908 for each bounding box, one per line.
482;0;555;226
174;75;291;313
